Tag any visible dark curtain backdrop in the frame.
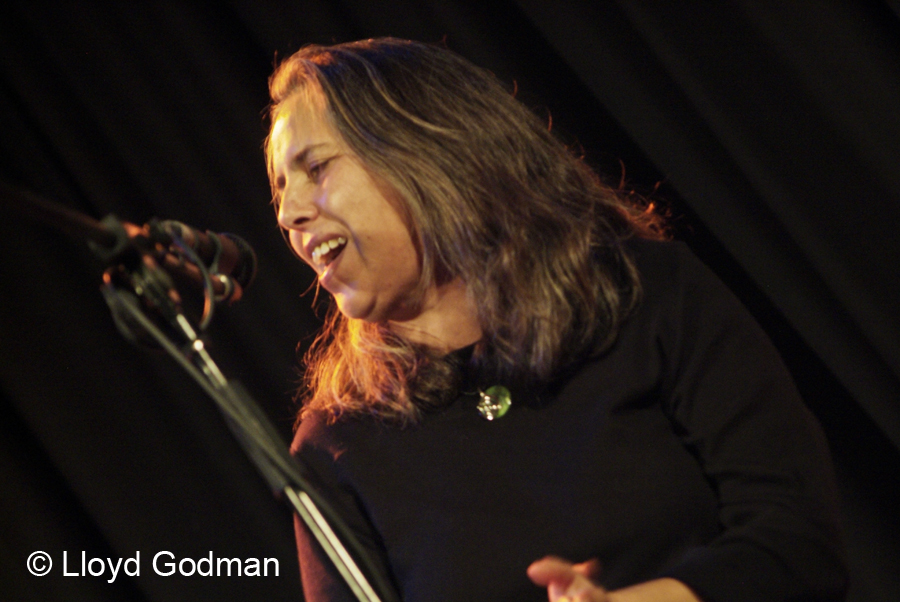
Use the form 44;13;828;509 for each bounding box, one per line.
1;2;898;601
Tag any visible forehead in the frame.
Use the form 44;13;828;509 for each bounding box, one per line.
270;90;338;161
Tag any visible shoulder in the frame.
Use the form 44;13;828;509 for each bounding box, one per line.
291;409;392;469
291;409;327;452
622;237;754;332
615;237;796;403
290;409;349;463
624;237;721;298
618;237;730;333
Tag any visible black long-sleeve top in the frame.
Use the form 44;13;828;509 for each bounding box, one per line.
290;239;848;602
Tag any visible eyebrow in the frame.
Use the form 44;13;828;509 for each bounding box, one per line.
291;143;328;167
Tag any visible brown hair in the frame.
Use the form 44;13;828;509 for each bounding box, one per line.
266;38;664;425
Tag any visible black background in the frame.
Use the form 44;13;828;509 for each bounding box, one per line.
1;2;898;601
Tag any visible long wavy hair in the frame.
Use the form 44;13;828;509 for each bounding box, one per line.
265;38;664;425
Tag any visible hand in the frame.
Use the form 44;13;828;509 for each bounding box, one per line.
527;556;608;602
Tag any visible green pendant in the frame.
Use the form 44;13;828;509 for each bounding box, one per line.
476;385;512;420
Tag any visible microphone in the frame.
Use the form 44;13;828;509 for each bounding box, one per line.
149;219;258;303
0;181;258;302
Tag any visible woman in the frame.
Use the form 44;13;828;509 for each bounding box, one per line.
266;38;847;602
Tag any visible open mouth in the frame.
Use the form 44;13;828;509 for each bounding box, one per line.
311;236;347;268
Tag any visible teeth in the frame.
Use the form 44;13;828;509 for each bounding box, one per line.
311;236;347;265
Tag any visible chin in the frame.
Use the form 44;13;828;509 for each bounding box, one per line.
337;296;417;326
334;294;380;323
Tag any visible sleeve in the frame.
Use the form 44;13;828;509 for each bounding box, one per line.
290;416;400;602
652;243;848;602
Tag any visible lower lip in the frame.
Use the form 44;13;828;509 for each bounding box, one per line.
318;248;345;291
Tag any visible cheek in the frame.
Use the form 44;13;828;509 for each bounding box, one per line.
397;241;421;281
288;230;306;260
384;237;423;296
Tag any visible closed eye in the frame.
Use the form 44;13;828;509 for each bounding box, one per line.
306;159;329;183
307;156;339;184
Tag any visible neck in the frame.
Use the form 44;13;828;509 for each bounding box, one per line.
388;278;482;353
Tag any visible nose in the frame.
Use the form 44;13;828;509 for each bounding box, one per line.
277;181;319;231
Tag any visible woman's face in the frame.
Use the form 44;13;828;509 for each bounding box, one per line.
270;93;424;323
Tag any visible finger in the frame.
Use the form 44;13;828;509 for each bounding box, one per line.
568;579;610;602
555;578;608;602
572;558;602;580
527;556;579;587
572;589;609;602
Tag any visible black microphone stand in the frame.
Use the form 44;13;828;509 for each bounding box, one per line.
2;183;398;602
